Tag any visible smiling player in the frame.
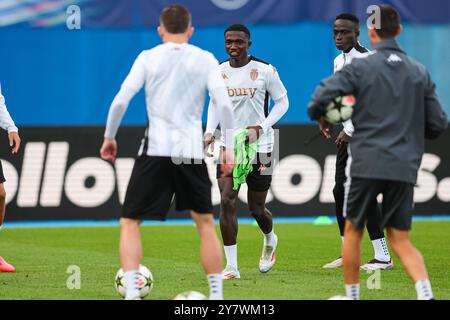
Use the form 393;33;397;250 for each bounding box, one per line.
205;24;289;279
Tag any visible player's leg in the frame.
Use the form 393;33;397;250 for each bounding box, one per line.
218;175;241;279
120;218;143;270
0;163;15;273
333;181;346;238
324;146;347;269
248;190;277;273
342;220;364;299
386;228;433;299
191;211;223;300
361;204;393;270
175;160;224;299
119;217;143;299
383;181;433;300
120;156;174;300
339;178;381;299
247;190;273;234
0;183;5;227
246;153;277;273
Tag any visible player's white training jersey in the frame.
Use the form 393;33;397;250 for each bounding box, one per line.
0;84;18;133
121;42;226;159
334;43;369;137
215;57;287;153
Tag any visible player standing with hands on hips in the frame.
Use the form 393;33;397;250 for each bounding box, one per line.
0;84;21;273
100;5;235;300
309;5;447;300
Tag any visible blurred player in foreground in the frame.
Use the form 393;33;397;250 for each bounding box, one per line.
309;5;447;299
101;5;234;300
322;13;393;271
205;24;289;279
0;84;21;273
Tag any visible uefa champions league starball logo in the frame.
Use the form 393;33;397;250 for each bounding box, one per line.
210;0;250;10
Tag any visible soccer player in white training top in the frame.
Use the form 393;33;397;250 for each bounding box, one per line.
0;83;21;273
100;5;235;300
204;24;289;279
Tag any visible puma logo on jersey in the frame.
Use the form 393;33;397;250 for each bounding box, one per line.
387;54;402;63
227;87;258;98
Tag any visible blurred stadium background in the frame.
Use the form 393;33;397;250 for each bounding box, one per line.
0;0;449;222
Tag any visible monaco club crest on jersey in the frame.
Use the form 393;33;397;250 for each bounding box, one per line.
250;68;259;81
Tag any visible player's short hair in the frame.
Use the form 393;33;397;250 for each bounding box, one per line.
160;4;191;34
224;24;251;39
335;13;360;25
374;5;401;38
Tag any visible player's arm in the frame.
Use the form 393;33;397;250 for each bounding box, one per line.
0;86;20;155
423;71;448;139
101;53;145;163
208;87;234;150
334;120;353;148
102;86;138;162
204;98;221;156
205;97;221;136
207;63;235;176
256;66;289;137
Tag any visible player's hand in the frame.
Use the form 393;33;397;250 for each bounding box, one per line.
220;148;235;178
8;132;21;155
204;133;215;157
335;130;351;149
100;138;118;163
319;117;332;139
246;125;263;143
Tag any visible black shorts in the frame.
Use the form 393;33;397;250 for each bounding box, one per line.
122;156;213;220
0;160;5;184
216;152;272;192
344;177;414;231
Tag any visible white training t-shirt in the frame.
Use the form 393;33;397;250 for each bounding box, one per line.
210;57;287;153
121;42;226;159
334;44;369;137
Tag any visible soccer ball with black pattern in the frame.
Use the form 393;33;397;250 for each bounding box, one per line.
115;264;154;299
324;95;355;124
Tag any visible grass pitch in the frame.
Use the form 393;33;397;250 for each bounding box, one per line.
0;221;449;300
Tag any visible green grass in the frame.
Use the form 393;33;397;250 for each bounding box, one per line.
0;221;449;300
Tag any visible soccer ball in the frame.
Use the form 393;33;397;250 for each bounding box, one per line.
173;291;207;300
324;95;355;124
328;295;355;300
115;264;154;299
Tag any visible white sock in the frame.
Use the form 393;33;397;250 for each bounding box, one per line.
341;236;344;244
123;270;140;300
345;283;360;300
207;274;223;300
264;229;275;245
372;238;391;262
224;245;238;269
415;279;434;300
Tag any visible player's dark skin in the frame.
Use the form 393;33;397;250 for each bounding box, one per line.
216;30;273;246
320;19;360;147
